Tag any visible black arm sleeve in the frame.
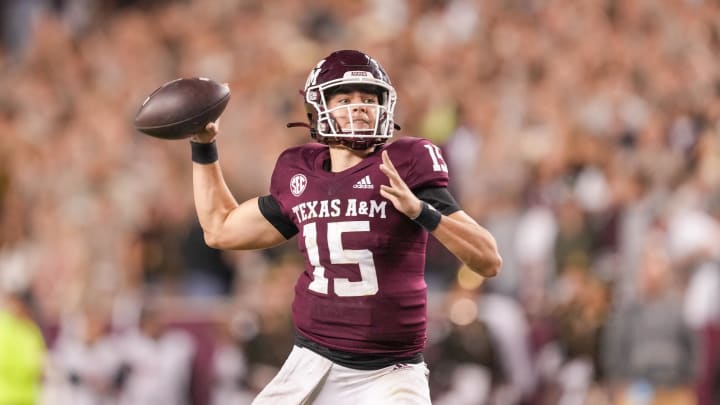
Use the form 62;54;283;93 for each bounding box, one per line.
258;195;298;239
413;187;461;216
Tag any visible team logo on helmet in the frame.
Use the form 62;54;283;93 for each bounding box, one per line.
290;174;307;197
305;60;326;89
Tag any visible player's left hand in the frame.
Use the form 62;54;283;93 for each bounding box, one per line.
379;150;423;219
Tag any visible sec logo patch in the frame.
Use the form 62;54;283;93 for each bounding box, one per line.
290;174;307;197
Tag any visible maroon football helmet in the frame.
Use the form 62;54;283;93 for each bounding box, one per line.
291;50;398;150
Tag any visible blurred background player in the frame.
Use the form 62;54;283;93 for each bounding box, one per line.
186;49;502;404
0;287;46;405
115;303;196;405
40;302;122;405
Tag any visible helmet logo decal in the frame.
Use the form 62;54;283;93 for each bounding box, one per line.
305;60;326;89
290;174;308;197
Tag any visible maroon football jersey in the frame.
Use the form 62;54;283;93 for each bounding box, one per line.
269;137;450;357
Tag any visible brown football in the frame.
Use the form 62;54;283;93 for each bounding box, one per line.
134;77;230;140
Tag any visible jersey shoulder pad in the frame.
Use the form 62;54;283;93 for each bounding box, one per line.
270;143;327;210
386;137;449;189
275;143;326;169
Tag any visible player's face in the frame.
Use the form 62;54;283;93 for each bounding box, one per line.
326;91;379;131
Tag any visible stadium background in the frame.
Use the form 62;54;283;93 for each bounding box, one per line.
0;0;719;404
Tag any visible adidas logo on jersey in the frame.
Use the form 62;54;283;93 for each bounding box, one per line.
353;175;374;189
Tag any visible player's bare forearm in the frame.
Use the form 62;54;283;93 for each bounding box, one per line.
192;161;238;245
192;163;286;250
431;210;502;278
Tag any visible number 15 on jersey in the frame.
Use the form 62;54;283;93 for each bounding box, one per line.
303;221;379;297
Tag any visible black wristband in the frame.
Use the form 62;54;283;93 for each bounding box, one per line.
411;201;442;232
191;140;218;164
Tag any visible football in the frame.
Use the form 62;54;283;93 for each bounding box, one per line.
134;77;230;139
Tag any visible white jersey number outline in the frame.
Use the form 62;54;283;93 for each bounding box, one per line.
304;221;378;297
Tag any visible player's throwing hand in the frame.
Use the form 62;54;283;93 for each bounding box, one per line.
189;120;219;144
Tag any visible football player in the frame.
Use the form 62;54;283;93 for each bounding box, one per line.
189;50;502;404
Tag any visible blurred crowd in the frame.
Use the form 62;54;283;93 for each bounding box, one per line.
1;0;719;404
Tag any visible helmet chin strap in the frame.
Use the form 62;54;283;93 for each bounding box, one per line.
286;119;400;150
286;122;384;150
329;137;385;151
326;118;384;150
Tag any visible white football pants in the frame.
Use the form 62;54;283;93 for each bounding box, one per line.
252;346;431;405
